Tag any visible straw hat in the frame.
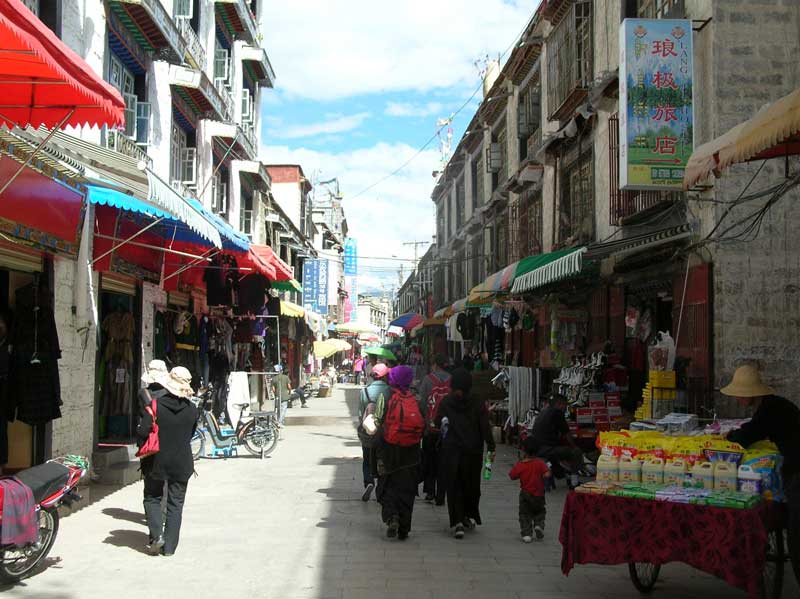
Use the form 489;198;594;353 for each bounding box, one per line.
141;359;168;386
720;365;775;398
158;367;194;399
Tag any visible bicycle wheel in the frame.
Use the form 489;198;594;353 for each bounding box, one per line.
761;528;785;599
0;507;59;584
241;420;279;457
190;430;205;460
628;562;660;593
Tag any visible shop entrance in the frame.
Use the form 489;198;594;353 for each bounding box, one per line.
96;279;141;442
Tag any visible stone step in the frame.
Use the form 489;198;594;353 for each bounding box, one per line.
92;445;137;469
95;461;141;487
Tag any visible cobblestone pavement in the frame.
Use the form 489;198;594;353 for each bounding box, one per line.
3;385;797;598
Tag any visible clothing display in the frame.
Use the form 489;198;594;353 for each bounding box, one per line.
101;309;135;417
7;279;62;426
506;366;535;426
204;254;239;307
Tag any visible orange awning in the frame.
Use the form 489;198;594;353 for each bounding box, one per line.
0;0;125;128
684;88;800;189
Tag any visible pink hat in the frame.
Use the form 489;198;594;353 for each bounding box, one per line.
372;364;390;379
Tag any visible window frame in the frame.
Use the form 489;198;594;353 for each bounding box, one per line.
546;0;593;120
559;141;595;245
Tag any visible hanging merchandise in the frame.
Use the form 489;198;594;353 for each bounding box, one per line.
173;310;200;388
238;273;268;315
7;276;62;425
204;254;240;307
101;304;135;416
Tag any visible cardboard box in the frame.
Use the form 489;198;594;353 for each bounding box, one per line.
605;392;622;403
576;408;593;425
589;398;606;408
591;407;609;418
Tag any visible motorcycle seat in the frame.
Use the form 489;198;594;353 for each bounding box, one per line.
15;462;71;504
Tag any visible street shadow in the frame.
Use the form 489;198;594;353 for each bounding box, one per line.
102;507;146;526
0;555;65;594
102;529;150;555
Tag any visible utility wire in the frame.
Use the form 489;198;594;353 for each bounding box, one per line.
346;13;538;202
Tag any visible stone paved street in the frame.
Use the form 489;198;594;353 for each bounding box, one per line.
4;386;798;599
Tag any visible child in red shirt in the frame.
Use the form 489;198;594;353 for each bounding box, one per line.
509;437;551;543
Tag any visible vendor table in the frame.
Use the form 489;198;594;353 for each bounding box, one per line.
559;492;785;598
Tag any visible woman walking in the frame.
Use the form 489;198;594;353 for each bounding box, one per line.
375;365;425;540
435;367;495;539
137;366;198;556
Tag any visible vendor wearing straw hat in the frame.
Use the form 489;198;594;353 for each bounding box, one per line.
723;364;800;575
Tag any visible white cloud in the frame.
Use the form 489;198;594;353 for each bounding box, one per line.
261;0;538;101
260;142;438;292
269;112;370;139
385;101;446;118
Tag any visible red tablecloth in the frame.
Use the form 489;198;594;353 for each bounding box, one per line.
559;492;769;598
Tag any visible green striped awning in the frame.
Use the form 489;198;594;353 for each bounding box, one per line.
510;247;587;294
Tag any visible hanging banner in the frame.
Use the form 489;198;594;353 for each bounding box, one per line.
302;259;329;315
343;238;358;276
343;275;358;322
620;19;693;190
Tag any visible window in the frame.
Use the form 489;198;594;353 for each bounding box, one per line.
559;144;594;245
214;48;231;90
470;157;479;212
474;152;485;208
518;81;541;162
482;225;492;278
470;239;480;286
519;189;543;256
212;174;227;216
109;54;149;145
455;180;465;229
436;211;445;246
635;0;685;18
241;88;254;123
495;216;508;270
170;123;186;186
174;0;193;19
497;128;508;185
241;194;253;239
546;0;593;120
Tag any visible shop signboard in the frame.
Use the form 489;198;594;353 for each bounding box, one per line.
343;275;358;323
620;19;693;190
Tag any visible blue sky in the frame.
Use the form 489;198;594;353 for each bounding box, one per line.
258;0;538;294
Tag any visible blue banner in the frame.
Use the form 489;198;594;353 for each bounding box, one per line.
302;260;320;313
343;238;358;276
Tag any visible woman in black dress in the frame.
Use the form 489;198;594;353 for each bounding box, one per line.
435;368;496;539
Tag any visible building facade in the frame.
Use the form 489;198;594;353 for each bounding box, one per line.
427;0;800;407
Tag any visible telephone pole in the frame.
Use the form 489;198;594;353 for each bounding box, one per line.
402;240;429;275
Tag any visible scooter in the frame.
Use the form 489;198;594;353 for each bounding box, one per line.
198;389;279;458
0;456;87;583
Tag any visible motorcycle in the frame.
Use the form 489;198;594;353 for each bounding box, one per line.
0;456;87;584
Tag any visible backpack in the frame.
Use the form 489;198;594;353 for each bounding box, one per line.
383;389;425;447
426;373;451;431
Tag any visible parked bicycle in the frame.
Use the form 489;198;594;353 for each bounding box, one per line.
192;384;279;458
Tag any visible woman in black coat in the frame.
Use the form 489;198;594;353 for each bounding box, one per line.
435;368;496;539
137;366;198;556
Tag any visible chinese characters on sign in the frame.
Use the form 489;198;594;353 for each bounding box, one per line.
343;238;358;275
620;19;693;190
302;259;329;315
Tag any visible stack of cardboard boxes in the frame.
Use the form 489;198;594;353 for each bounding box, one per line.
636;370;677;420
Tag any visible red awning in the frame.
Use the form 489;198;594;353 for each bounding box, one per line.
0;0;125;128
0;153;84;256
238;248;277;280
250;244;293;281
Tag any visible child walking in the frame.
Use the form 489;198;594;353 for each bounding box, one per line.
509;437;551;543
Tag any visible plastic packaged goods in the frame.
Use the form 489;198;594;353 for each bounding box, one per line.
619;456;642;483
691;462;715;490
713;462;738;491
664;459;688;486
596;454;620;482
738;465;763;496
642;458;665;485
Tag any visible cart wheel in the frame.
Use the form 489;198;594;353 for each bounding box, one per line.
761;528;785;599
629;563;661;593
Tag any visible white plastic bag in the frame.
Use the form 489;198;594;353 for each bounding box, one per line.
648;331;676;371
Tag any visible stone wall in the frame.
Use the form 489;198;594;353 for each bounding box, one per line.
707;1;800;398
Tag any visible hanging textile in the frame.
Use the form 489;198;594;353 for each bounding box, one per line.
101;309;135;417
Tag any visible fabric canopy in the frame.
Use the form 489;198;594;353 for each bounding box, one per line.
389;313;423;330
185;198;248;251
511;247;587;294
450;298;468;313
326;338;352;351
271;278;302;293
313;339;348;359
0;0;124;128
422;317;447;327
280;300;305;318
468;261;519;304
250;244;293;280
336;322;378;334
684;88;800;189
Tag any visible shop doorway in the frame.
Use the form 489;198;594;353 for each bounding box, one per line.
96;283;141;442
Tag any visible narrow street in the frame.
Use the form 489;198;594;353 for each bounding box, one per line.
4;386;795;599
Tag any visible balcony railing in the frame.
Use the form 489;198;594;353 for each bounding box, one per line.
177;18;206;71
213;78;234;122
104;130;152;169
240;124;257;159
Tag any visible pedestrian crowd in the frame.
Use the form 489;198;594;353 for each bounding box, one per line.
357;353;553;543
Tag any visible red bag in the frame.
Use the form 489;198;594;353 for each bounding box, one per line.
135;400;160;458
426;373;451;431
383;389;425;447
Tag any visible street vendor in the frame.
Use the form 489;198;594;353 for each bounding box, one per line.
722;364;800;575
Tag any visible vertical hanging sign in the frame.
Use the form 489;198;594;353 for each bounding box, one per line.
620;19;693;190
343;238;358;322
